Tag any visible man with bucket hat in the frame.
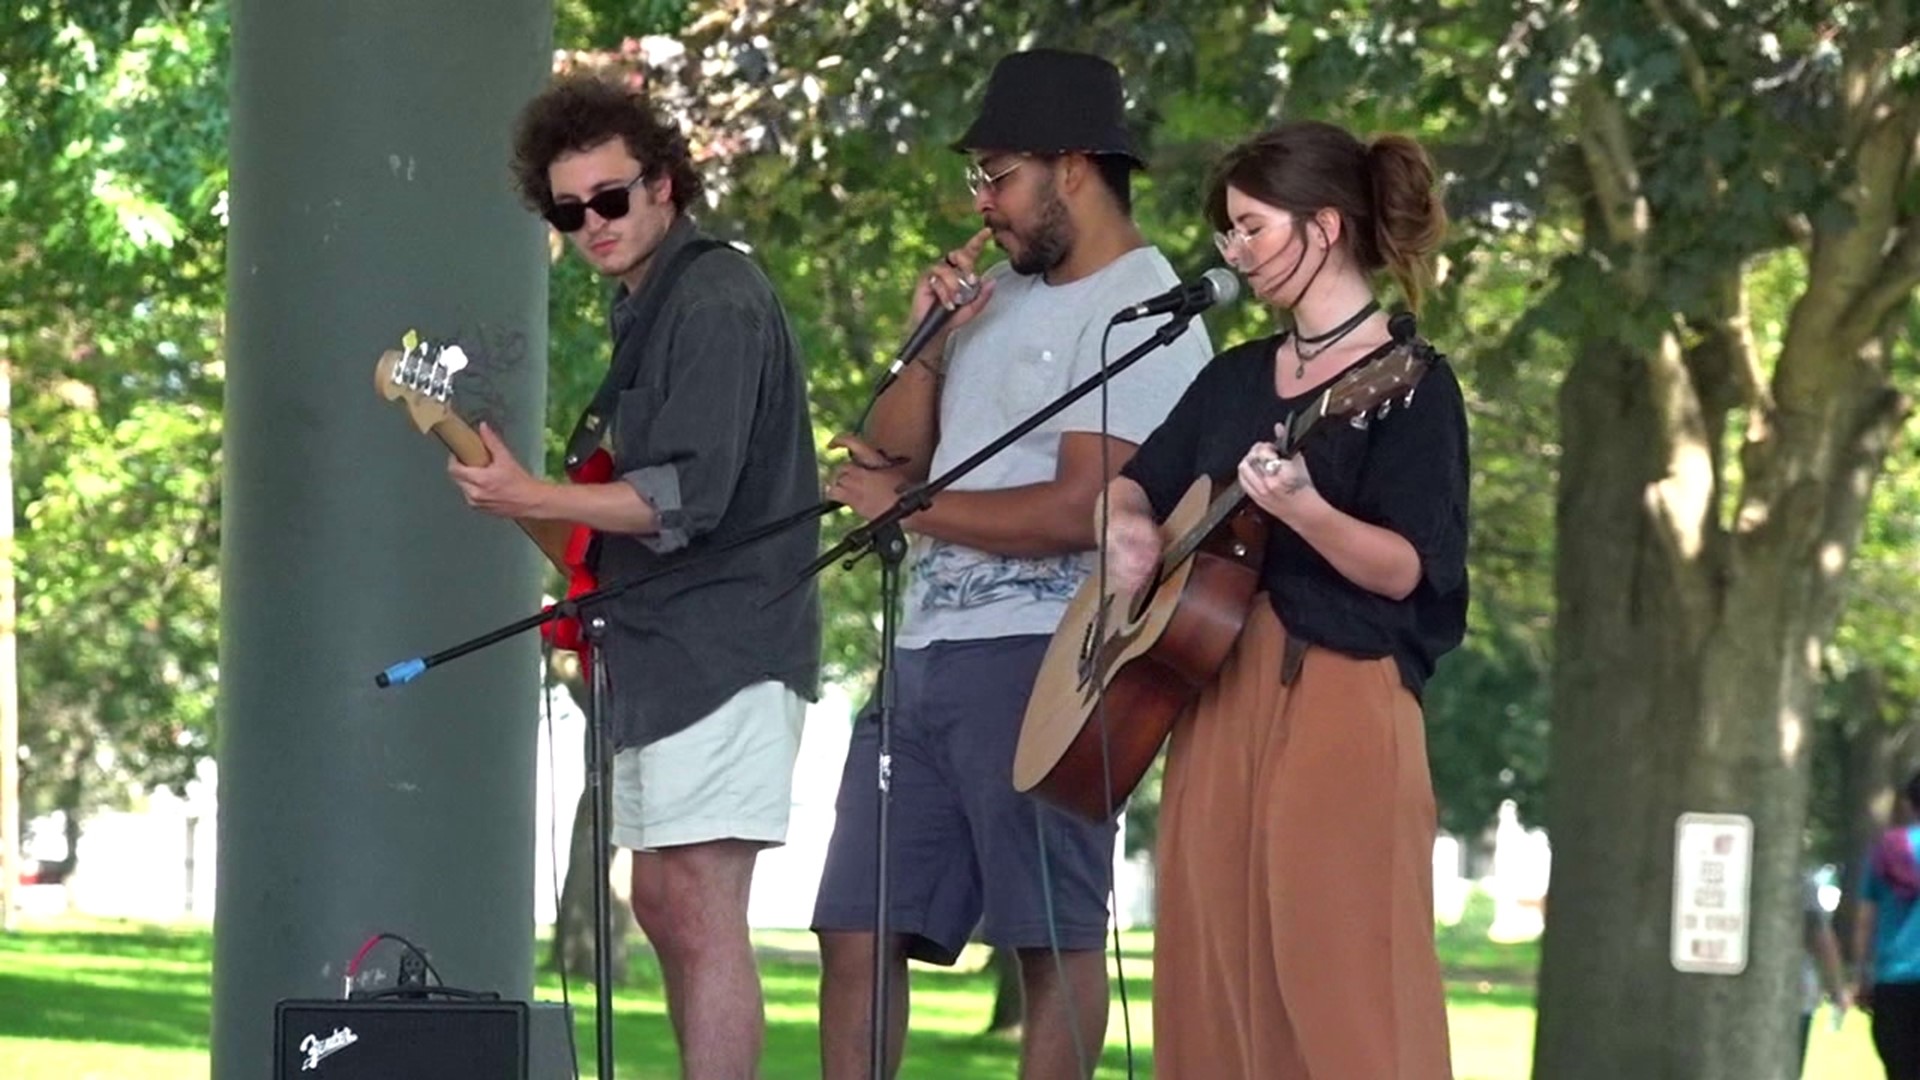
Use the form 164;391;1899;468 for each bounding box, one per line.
811;48;1212;1079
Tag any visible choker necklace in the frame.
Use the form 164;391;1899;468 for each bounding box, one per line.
1290;298;1379;378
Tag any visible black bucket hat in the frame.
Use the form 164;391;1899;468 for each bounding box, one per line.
952;49;1146;170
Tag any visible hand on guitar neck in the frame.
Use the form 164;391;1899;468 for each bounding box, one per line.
1235;433;1324;527
446;420;660;538
374;345;575;574
374;339;609;659
446;422;556;519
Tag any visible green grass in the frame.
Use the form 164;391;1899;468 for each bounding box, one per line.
0;917;1887;1079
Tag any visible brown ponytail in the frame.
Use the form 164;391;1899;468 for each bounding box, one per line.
1207;121;1447;311
1365;134;1446;312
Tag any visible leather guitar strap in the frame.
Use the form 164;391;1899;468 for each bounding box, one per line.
562;237;726;473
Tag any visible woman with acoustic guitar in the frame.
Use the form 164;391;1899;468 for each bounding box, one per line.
1100;121;1469;1079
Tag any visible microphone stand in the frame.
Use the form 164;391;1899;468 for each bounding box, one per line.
776;307;1206;1080
372;496;838;1080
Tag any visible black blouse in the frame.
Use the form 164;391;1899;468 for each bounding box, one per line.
1119;330;1469;697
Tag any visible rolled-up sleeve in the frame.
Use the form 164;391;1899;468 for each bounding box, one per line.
616;298;765;553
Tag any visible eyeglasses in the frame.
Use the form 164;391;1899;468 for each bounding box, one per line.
544;173;647;233
964;157;1026;197
1213;226;1261;263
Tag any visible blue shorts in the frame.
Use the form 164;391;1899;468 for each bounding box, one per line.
810;636;1118;966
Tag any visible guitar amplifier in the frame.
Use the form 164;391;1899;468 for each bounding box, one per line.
273;998;574;1079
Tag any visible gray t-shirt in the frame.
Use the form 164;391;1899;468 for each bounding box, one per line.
898;246;1212;648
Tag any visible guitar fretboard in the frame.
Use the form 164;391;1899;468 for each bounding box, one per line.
1162;478;1246;570
1155;389;1330;571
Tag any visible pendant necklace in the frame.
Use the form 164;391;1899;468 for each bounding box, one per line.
1291;298;1380;378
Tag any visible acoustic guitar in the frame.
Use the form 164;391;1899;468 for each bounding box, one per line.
374;336;602;654
1012;342;1433;822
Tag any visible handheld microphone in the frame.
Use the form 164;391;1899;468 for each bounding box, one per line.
862;276;982;414
1112;267;1241;324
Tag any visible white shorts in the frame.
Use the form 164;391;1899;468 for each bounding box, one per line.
610;680;806;852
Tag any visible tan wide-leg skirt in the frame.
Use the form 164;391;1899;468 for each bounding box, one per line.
1153;598;1452;1079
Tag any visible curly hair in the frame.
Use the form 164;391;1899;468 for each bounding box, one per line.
509;74;705;215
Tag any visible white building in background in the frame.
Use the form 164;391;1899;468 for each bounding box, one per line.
22;685;1541;939
18;684;1158;931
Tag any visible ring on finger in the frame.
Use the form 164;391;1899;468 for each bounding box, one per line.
1258;456;1283;476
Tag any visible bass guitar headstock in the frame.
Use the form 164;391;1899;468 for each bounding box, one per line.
374;334;471;434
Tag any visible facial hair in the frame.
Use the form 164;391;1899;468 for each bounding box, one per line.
1003;174;1074;277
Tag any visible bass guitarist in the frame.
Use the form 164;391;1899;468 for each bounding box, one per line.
445;74;821;1080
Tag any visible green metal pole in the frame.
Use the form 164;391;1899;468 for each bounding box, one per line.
214;3;553;1077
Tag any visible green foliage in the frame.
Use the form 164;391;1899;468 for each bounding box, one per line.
14;399;220;821
2;1;229;827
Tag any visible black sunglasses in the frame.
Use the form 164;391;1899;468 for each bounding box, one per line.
544;173;646;233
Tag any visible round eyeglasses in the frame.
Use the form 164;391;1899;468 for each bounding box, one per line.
965;157;1026;198
1213;226;1261;263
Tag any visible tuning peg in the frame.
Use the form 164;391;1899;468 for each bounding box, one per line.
1348;413;1371;430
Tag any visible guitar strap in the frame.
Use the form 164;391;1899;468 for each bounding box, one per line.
562;237;727;474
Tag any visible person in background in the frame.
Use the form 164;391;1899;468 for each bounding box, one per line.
1798;867;1850;1076
1854;770;1920;1080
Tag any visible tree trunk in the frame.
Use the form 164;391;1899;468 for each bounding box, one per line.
55;782;84;913
1532;21;1919;1060
1533;310;1907;1079
546;669;630;983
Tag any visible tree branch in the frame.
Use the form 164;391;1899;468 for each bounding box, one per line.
1846;219;1920;332
1573;82;1653;295
1643;0;1712;108
1798;51;1920;357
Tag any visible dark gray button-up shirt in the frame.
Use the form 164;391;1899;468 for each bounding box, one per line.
589;216;821;750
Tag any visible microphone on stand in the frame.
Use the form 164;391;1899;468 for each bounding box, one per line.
1111;267;1241;324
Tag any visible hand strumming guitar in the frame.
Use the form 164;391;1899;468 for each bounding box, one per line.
1099;478;1162;595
